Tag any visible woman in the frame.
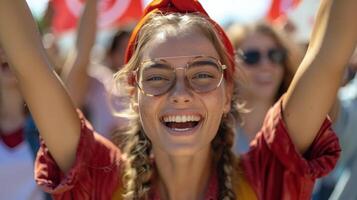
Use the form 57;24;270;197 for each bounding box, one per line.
0;0;356;199
226;22;302;154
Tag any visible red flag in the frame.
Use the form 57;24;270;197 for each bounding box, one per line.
51;0;143;34
266;0;301;22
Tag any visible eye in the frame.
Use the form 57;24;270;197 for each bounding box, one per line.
145;75;170;82
192;72;214;79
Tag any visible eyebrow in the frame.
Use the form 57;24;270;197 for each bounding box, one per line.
190;59;217;66
141;60;172;70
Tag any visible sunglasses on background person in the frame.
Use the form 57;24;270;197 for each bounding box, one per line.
134;55;226;97
237;48;286;66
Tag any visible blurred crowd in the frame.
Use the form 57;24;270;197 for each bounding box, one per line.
0;1;356;200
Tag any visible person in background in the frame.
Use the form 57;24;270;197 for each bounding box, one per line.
60;0;130;138
226;21;303;154
103;27;132;73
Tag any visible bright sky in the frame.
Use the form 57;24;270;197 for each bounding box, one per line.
26;0;271;25
25;0;274;52
26;0;319;54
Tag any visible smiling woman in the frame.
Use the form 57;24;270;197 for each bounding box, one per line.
137;33;230;153
114;12;240;199
0;0;356;200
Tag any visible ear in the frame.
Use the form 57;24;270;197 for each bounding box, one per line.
223;81;233;114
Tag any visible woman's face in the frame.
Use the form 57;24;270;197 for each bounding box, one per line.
239;32;284;102
137;29;231;156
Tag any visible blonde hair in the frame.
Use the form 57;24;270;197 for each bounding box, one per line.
113;12;245;200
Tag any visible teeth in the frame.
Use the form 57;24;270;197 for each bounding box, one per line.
176;116;182;123
163;115;201;123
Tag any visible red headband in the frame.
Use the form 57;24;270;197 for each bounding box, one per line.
124;0;235;83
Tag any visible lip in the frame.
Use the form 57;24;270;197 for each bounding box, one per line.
161;119;203;136
159;111;204;136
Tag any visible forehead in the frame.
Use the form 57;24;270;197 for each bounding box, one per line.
141;28;220;61
240;32;278;50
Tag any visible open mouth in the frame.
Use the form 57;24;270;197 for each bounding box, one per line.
161;114;203;133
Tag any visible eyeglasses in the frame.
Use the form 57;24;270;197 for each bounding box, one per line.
134;55;227;97
237;48;286;66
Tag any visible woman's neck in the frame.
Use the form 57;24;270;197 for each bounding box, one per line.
153;147;213;200
241;97;274;140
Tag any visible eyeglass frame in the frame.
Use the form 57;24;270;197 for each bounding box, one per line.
133;55;227;97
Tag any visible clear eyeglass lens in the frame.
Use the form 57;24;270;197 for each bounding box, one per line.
186;57;222;93
138;61;175;96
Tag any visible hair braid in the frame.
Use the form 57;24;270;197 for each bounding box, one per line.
210;65;242;200
212;111;239;200
119;118;154;200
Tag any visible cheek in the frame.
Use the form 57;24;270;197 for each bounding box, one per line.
274;66;285;83
137;95;161;139
240;68;257;89
202;88;227;126
213;90;228;111
240;66;255;79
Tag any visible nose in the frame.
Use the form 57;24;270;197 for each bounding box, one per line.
260;55;276;69
169;71;193;104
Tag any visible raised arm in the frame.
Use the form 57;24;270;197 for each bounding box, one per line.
0;1;80;172
283;0;357;153
61;0;98;107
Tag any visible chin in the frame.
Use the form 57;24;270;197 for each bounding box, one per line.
157;142;208;157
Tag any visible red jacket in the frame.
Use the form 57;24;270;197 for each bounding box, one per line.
35;98;340;199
